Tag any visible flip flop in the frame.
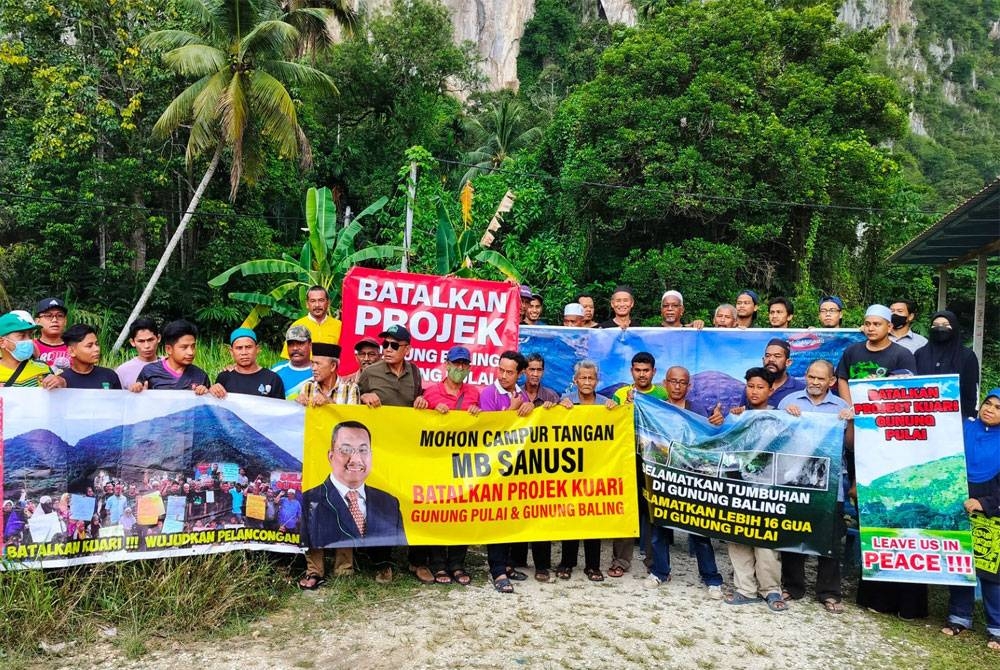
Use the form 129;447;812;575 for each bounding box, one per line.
535;569;551;582
988;635;1000;652
823;599;845;614
555;566;572;580
506;568;528;581
433;570;453;585
765;593;788;612
584;567;605;582
607;565;625;578
297;573;326;591
725;591;762;606
493;576;514;594
450;569;472;586
940;623;967;636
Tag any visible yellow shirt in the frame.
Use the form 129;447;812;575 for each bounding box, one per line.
0;360;54;387
280;314;342;358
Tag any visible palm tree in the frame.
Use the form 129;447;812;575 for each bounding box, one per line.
112;0;343;351
460;98;543;185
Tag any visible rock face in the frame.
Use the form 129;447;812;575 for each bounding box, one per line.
355;0;637;90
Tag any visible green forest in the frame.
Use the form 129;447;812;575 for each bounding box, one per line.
0;0;996;372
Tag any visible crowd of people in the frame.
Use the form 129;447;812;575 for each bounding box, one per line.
0;284;996;651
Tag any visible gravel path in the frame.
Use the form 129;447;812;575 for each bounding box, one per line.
53;536;921;670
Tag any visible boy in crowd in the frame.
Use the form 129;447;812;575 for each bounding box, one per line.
34;297;70;368
116;318;160;388
60;324;122;389
131;319;211;393
210;328;285;399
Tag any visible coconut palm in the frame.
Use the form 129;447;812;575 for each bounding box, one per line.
112;0;343;351
460;98;543;185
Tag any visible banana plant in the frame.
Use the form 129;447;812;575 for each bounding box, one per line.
435;186;521;281
209;186;398;326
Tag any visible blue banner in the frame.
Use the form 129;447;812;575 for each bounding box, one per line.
519;326;865;411
634;393;845;555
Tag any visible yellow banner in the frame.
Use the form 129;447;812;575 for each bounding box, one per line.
302;405;638;546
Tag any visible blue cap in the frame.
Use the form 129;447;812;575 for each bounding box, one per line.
820;296;843;310
229;327;257;345
446;345;471;363
738;289;759;305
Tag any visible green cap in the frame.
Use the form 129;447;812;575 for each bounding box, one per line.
0;312;39;337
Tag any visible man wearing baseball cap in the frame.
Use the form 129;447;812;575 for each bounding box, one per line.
416;345;481;585
818;296;845;328
338;337;380;386
211;328;284;399
34;297;70;368
271;325;313;401
0;312;65;388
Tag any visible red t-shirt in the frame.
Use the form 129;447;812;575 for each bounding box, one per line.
423;381;481;411
35;340;70;369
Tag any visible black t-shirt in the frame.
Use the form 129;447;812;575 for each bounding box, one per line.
61;366;123;390
138;360;211;390
597;319;627;329
836;341;917;381
216;368;285;399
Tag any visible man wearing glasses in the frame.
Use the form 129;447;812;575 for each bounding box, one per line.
34;297;70;368
301;420;406;552
818;296;845;328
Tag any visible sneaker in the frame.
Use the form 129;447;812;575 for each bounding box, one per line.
707;584;724;600
643;574;667;589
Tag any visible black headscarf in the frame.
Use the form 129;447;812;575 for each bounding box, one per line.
914;310;980;418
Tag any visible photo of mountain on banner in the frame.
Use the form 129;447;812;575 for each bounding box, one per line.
850;374;975;586
338;268;521;383
634;394;844;556
1;390;305;568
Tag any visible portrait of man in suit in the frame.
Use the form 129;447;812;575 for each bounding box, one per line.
301;420;407;548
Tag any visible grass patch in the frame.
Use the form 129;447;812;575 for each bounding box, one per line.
869;586;998;669
0;552;293;664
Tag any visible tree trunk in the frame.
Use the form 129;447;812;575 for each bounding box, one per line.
111;145;223;353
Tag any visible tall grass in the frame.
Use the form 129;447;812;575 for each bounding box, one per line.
0;553;294;663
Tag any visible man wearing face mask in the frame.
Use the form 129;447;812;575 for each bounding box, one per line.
0;312;66;389
915;310;980;419
889;300;928;354
419;346;481;585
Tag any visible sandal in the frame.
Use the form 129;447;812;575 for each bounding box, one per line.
940;623;968;637
725;591;763;606
765;592;788;612
782;590;801;601
410;565;436;585
493;576;514;594
298;573;326;590
450;569;472;586
607;565;625;578
433;570;453;585
988;635;1000;652
535;569;551;582
555;566;572;580
822;598;844;614
584;567;605;582
506;568;528;581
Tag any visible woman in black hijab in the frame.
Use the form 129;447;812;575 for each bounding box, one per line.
914;310;980;418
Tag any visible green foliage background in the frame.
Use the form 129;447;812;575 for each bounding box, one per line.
0;0;995;381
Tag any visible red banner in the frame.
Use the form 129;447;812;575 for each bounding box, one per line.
339;268;521;384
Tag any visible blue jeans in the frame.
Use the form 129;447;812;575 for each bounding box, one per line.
948;580;1000;636
650;528;722;585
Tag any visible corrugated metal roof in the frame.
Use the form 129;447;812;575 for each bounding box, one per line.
889;177;1000;267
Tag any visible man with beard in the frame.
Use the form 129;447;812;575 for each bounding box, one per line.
778;360;853;613
735;290;760;328
281;285;341;359
659;291;704;328
755;338;805;406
